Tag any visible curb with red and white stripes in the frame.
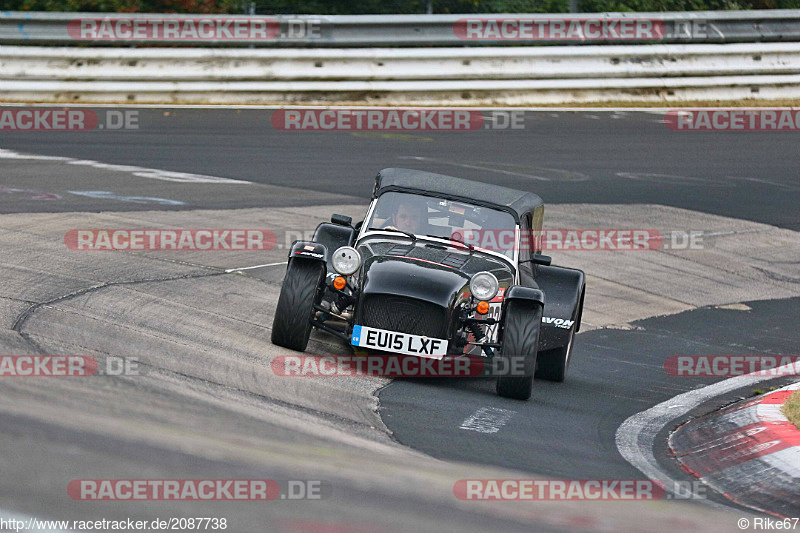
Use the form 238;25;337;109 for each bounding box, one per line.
669;381;800;517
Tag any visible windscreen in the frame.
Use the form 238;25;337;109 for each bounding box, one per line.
365;191;518;259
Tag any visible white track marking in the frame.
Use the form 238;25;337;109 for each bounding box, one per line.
399;156;590;182
730;176;800;191
615;172;734;187
68;190;185;206
460;407;516;434
0;148;251;184
0;149;71;161
399;156;551;181
615;361;799;508
225;261;287;273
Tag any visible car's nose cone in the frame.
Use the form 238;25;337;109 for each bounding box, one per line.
360;255;470;306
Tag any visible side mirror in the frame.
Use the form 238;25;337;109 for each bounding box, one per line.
532;254;551;266
331;214;353;227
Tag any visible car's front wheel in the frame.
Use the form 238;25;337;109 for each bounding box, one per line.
496;300;543;401
271;259;324;352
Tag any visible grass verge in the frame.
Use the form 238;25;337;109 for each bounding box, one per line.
781;389;800;429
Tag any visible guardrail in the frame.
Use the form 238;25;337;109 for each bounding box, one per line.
2;43;799;104
3;43;798;81
2;10;800;46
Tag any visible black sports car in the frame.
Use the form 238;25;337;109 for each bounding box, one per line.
272;168;585;400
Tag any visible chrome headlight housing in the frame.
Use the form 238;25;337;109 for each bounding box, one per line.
470;271;499;301
332;246;361;275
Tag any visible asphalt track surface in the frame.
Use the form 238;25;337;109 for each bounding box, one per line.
379;297;800;513
1;106;799;531
1;108;798;230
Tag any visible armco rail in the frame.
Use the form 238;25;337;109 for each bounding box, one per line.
4;43;800;81
1;42;800;104
3;10;800;46
3;11;800;104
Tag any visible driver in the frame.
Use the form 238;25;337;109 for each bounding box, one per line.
385;198;427;235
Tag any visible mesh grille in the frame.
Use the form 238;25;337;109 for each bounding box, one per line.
360;295;447;339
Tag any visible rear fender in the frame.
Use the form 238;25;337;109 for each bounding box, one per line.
535;264;585;351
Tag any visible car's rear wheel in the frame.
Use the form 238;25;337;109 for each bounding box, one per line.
535;291;581;382
496;300;543;401
271;259;325;352
535;335;573;382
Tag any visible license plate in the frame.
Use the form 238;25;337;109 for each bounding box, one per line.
351;325;447;359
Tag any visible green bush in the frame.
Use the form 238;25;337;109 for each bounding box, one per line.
1;0;243;12
2;0;794;12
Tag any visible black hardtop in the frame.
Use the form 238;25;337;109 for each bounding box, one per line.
374;167;543;221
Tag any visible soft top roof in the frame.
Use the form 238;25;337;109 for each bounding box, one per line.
374;167;543;220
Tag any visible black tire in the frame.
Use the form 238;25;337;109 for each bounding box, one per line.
496;300;543;401
271;259;324;352
535;289;582;382
535;336;573;382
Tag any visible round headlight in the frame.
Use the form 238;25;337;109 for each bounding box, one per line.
470;272;499;301
332;246;361;275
